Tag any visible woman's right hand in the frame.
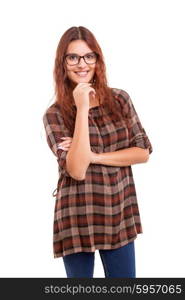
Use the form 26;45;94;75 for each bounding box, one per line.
73;82;96;110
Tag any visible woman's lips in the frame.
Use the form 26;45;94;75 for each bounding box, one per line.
74;71;89;77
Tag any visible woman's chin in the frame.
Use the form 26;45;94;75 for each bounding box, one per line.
75;79;90;84
71;76;93;85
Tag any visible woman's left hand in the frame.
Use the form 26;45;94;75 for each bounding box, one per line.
57;137;73;151
58;137;99;164
90;151;99;164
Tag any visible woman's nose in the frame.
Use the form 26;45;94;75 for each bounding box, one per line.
78;57;87;67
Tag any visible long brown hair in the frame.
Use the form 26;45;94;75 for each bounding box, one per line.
53;26;122;134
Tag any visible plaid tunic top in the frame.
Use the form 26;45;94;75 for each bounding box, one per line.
43;88;153;258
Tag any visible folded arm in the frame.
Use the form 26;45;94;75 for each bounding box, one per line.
90;147;150;167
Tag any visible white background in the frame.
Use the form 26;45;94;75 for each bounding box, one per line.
0;0;184;277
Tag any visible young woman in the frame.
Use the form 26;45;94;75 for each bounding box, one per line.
43;26;153;278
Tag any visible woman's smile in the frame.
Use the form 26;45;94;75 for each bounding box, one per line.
74;70;89;77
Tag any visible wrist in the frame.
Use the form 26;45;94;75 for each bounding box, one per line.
76;104;89;113
90;151;100;164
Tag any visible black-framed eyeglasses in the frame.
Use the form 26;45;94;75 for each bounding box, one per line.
64;52;98;66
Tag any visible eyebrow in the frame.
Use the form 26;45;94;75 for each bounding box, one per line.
65;52;94;56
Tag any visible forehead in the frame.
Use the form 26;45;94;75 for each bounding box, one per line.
66;40;93;55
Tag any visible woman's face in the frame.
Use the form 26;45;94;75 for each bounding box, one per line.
64;40;96;85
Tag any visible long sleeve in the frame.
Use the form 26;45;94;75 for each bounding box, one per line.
42;105;72;180
118;89;153;154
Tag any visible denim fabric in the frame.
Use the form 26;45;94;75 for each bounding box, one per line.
62;241;136;278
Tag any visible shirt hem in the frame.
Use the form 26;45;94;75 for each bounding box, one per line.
53;233;142;259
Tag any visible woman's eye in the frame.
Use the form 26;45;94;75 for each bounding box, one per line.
86;54;94;59
69;55;78;61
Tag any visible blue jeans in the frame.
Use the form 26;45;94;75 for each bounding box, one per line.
62;241;136;278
